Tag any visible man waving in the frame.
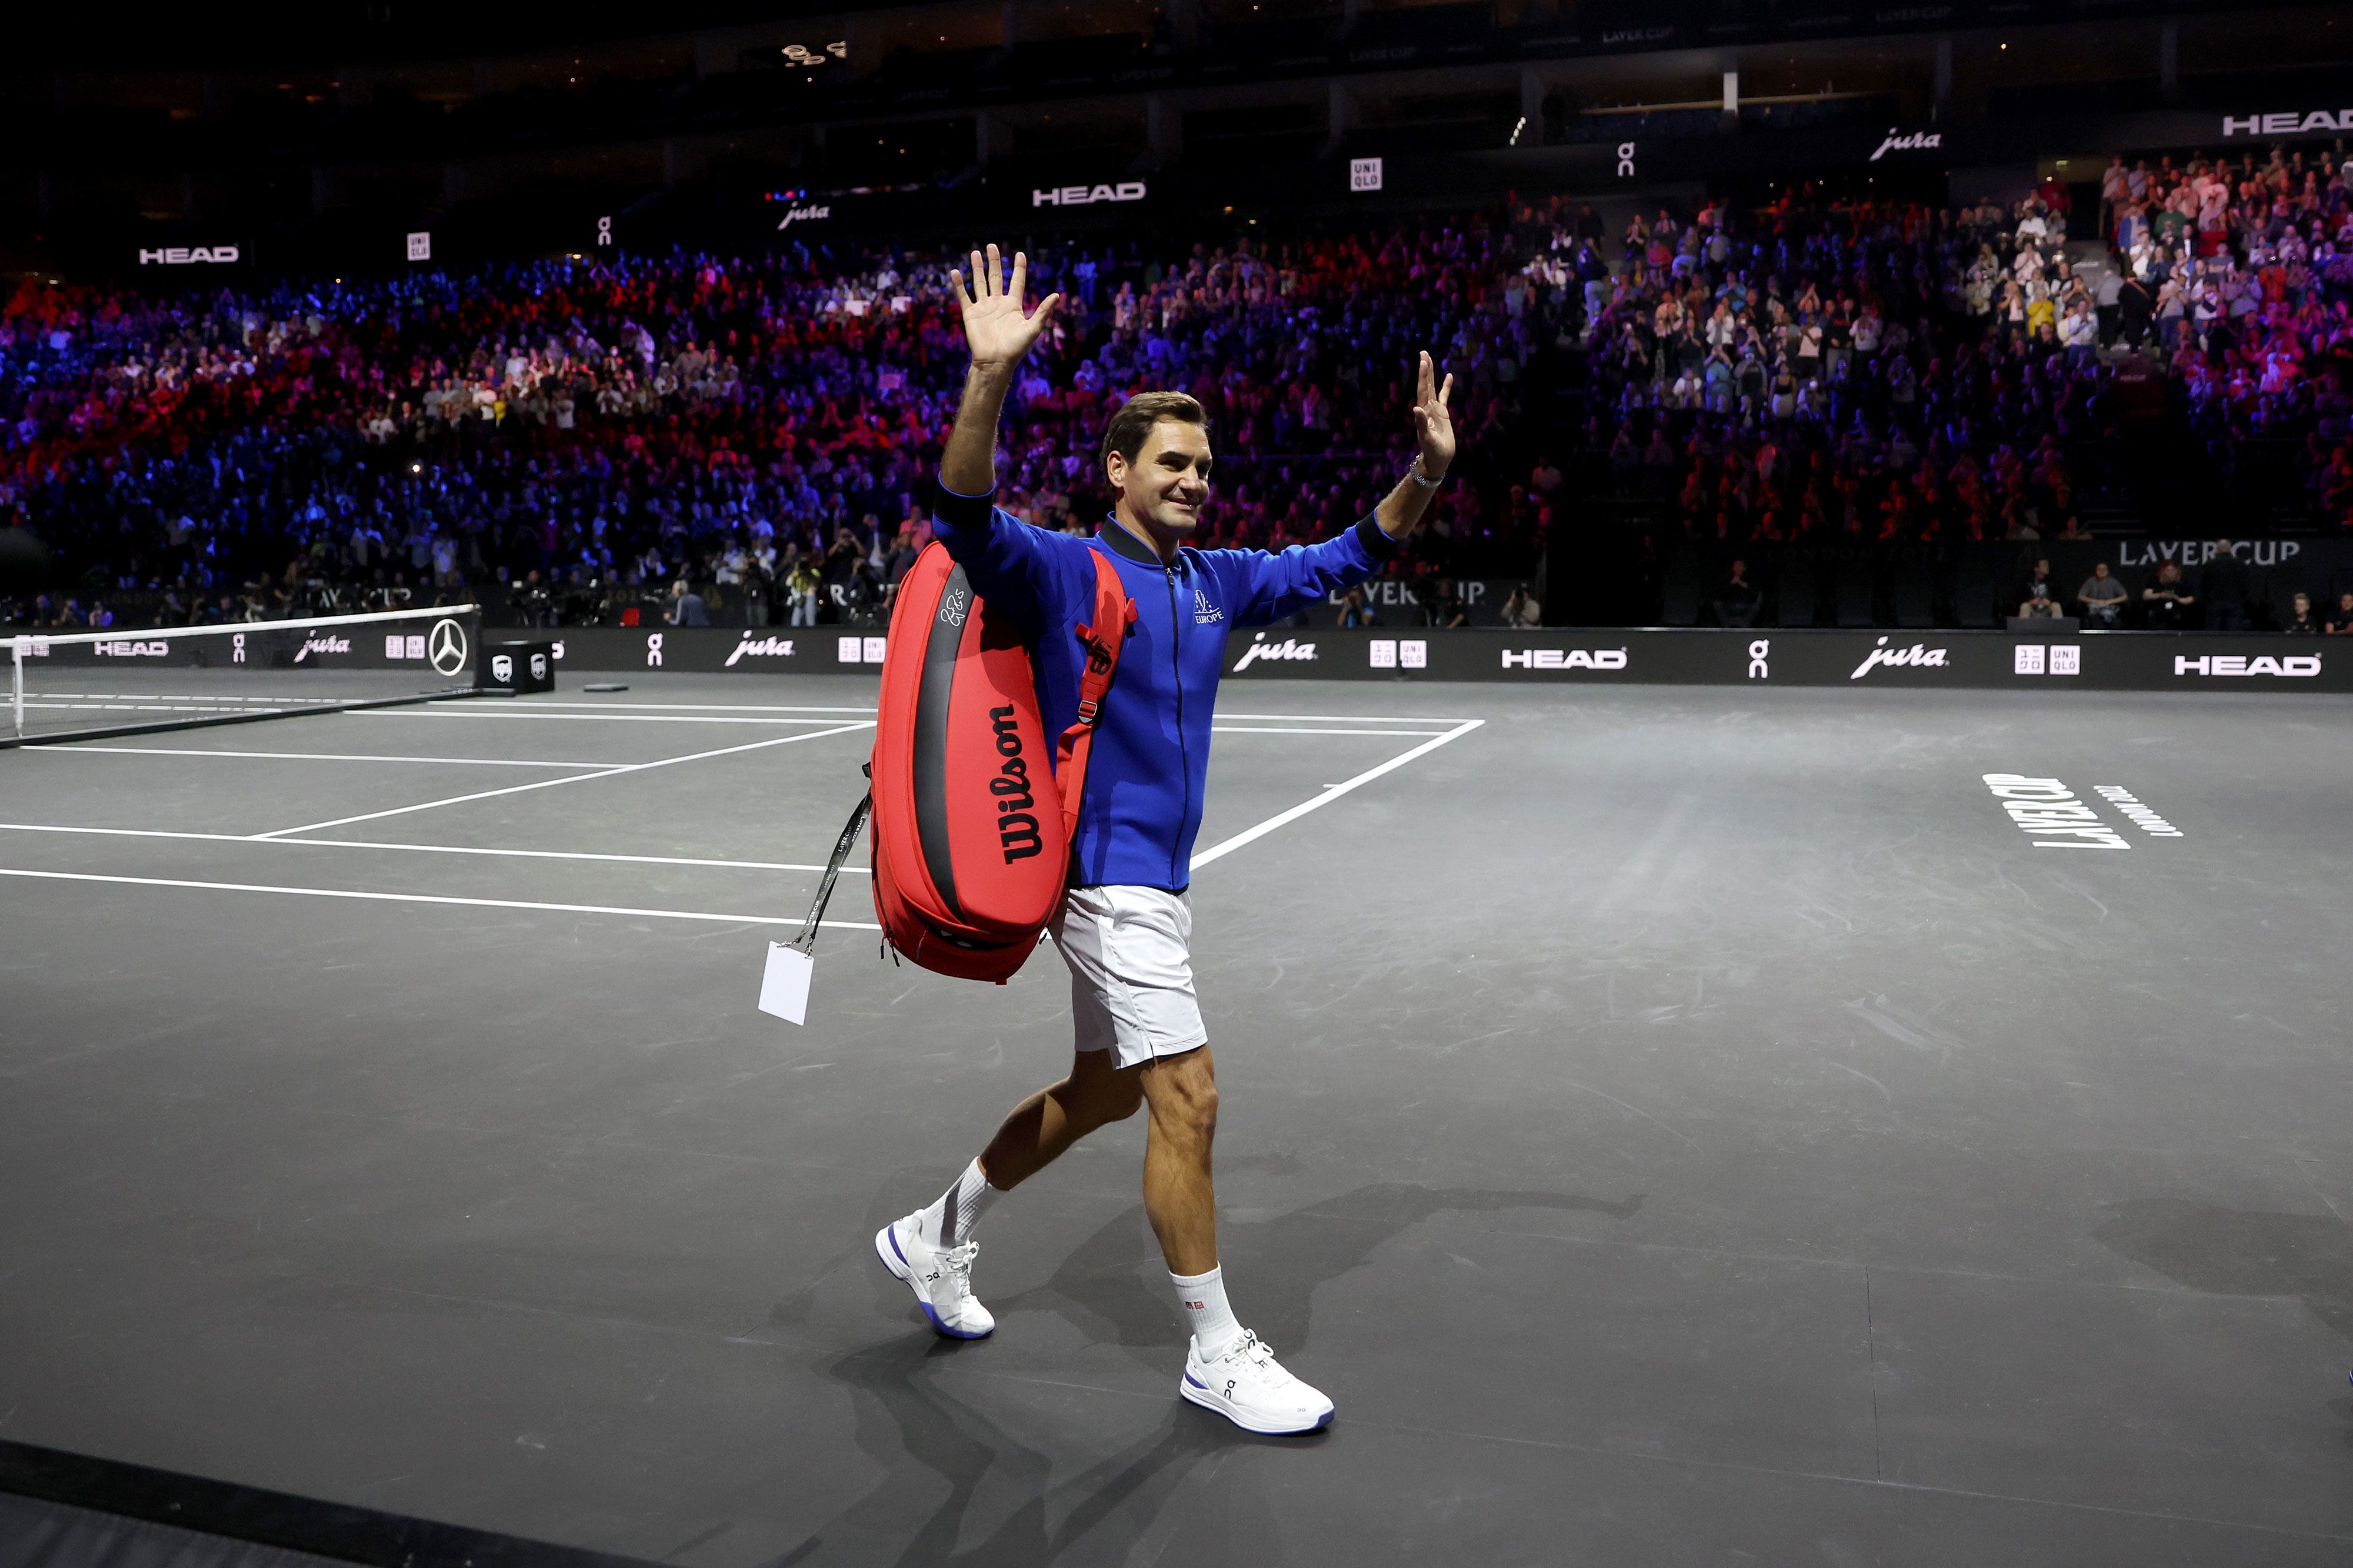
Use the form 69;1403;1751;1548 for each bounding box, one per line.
874;244;1456;1434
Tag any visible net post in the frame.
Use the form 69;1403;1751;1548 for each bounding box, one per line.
11;636;22;739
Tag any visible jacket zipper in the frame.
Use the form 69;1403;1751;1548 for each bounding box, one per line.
1165;563;1189;888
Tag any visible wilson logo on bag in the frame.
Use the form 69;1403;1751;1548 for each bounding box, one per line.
866;541;1133;983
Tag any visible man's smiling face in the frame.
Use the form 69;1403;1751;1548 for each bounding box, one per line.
1109;419;1214;544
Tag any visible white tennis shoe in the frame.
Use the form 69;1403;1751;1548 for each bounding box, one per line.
875;1214;995;1340
1179;1330;1334;1434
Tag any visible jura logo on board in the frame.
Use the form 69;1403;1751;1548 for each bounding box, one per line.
2174;653;2321;678
293;633;351;663
1501;647;1628;670
1869;128;1943;161
987;705;1044;863
1233;636;1317;670
725;634;797;667
140;246;239;265
1032;182;1146;208
776;203;832;229
1852;637;1950;679
94;639;169;657
2224;111;2353;137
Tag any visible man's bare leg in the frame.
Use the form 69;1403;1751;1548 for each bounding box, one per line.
1134;1046;1326;1432
1138;1047;1219;1276
878;1051;1143;1340
974;1047;1146;1190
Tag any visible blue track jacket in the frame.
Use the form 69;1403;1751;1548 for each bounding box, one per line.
932;484;1398;890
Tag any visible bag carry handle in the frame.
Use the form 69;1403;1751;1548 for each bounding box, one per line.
1052;549;1138;842
794;772;874;956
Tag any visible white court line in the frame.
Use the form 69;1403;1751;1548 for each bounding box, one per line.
0;868;881;930
458;700;879;714
0;822;870;874
1189;719;1484;870
29;692;349;705
253;720;875;839
352;710;861;726
1214;711;1480;725
26;703;306;715
1211;726;1447;736
29;745;615;769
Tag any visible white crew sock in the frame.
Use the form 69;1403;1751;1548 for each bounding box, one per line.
1170;1266;1242;1356
918;1157;1000;1247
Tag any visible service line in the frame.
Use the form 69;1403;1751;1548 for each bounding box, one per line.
1189;719;1483;871
252;720;875;839
31;745;615;769
354;710;866;726
0;822;869;873
0;867;882;930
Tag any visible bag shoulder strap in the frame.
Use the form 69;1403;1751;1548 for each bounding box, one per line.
1051;546;1138;843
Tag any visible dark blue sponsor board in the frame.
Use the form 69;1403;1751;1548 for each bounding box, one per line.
19;615;476;678
545;626;2346;690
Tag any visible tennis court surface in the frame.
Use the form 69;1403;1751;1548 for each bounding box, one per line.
2;675;2349;1565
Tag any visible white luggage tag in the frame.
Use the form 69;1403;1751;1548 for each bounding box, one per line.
758;787;872;1026
759;943;815;1024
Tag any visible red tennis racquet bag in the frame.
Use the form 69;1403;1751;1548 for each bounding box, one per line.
865;541;1133;983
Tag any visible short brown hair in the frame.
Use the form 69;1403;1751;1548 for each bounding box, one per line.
1100;392;1209;479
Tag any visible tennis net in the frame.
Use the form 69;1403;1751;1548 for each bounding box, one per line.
6;603;482;744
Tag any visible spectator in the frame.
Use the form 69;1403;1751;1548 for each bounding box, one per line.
1416;579;1464;629
1713;560;1761;628
785;558;821;627
1335;585;1381;628
2077;561;2128;627
1499;585;1541;628
2325;590;2353;634
2141;561;2197;629
2282;592;2321;635
2202;541;2249;630
2018;581;2062;619
668;579;710;627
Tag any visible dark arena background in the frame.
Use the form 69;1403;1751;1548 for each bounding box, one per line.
4;0;2353;1562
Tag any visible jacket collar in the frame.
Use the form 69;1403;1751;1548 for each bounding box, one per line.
1095;515;1168;566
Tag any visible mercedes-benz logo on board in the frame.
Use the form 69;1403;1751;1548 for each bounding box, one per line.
428;618;469;677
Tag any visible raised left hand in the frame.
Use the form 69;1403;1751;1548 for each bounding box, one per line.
1412;350;1456;477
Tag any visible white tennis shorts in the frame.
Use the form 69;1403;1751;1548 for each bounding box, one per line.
1050;884;1208;1071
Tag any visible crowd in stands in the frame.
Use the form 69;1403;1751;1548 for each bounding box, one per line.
5;144;2353;632
1547;146;2353;556
0;220;1534;630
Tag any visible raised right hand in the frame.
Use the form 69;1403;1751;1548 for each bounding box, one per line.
952;243;1062;368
